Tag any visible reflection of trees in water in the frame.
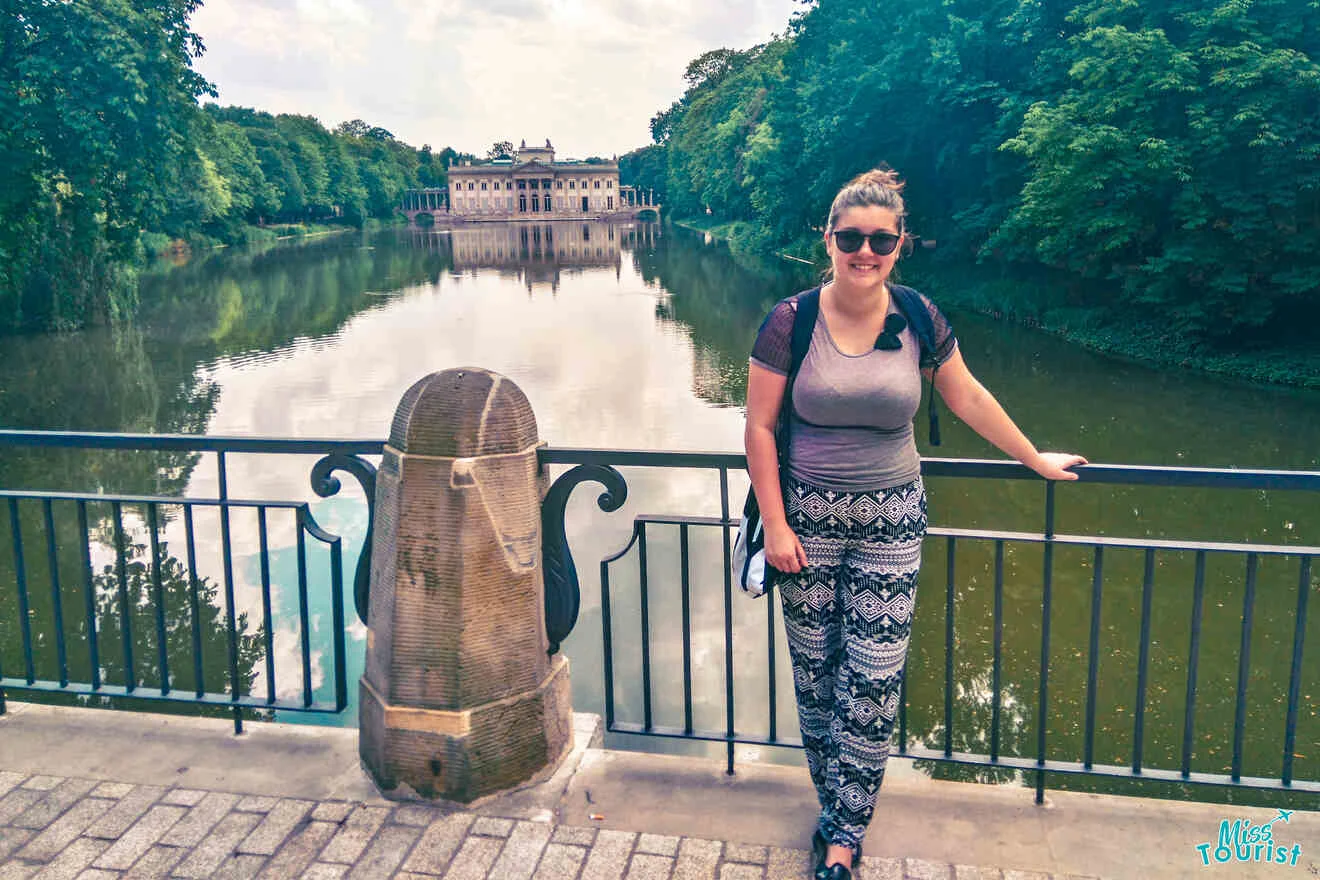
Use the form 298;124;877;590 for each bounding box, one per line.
898;540;1320;800
911;663;1027;785
0;324;212;496
2;234;441;718
136;231;454;359
633;225;814;408
0;511;265;721
88;532;264;707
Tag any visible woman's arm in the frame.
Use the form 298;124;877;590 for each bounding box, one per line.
928;349;1087;480
745;362;809;572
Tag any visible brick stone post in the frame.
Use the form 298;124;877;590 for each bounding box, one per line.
359;368;572;803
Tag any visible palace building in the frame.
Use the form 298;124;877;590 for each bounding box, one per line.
440;139;655;222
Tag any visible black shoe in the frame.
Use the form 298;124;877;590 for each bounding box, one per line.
814;863;852;880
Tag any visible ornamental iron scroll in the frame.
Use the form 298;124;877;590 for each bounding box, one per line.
541;464;627;655
310;453;378;624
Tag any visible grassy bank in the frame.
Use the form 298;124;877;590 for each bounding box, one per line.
136;219;396;265
669;215;1320;390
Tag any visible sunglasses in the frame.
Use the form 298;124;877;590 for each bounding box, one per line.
874;313;908;351
831;228;903;256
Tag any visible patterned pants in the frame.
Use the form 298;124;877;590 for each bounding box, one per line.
777;473;927;851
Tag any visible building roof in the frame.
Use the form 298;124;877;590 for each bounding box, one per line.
448;159;619;176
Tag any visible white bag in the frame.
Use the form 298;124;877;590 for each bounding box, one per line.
731;492;769;598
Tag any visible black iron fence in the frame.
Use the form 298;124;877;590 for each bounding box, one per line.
0;431;380;732
2;431;1317;803
539;448;1320;803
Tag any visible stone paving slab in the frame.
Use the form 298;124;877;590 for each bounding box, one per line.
0;769;1124;879
1;704;1317;879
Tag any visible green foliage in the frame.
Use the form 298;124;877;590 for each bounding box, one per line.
996;0;1320;341
619;145;668;204
0;5;461;334
1;0;213;331
645;0;1320;357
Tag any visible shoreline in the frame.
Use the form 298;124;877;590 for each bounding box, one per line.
667;216;1319;390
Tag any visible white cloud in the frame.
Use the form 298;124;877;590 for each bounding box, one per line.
191;0;801;156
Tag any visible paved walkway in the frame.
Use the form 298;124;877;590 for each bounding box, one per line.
0;770;1077;880
0;702;1315;879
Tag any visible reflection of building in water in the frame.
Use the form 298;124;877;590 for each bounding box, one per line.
449;220;660;293
443;139;658;222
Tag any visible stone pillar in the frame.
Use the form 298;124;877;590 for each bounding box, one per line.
359;369;571;803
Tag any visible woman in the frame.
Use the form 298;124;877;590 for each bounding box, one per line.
744;168;1086;880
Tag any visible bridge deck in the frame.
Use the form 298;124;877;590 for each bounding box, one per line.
1;702;1313;878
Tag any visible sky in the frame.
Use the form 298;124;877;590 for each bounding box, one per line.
190;0;804;160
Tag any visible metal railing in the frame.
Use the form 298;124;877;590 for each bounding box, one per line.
3;431;1317;804
539;448;1320;802
0;431;381;731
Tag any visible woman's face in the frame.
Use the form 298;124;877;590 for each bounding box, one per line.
825;205;903;290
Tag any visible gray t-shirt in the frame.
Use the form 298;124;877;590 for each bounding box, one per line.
749;286;957;492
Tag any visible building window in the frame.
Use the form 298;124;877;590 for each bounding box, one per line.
557;197;564;211
481;182;487;190
530;179;539;190
519;194;527;212
607;196;614;209
607;180;613;189
518;180;527;190
568;180;575;190
507;197;514;210
555;180;563;189
542;178;551;189
493;182;500;191
468;182;474;190
531;194;539;212
594;180;600;189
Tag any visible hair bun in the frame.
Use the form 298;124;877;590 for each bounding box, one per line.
848;168;905;192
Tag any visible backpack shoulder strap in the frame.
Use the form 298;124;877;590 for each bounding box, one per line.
890;285;935;354
789;288;819;376
774;288;819;462
889;284;943;447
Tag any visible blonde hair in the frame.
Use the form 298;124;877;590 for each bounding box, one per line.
826;167;907;233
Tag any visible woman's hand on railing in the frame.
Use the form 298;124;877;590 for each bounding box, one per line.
1027;452;1089;481
765;521;808;574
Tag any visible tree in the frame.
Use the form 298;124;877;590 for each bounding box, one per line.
335;119;394;141
0;0;214;331
487;140;515;160
683;48;749;90
996;0;1320;339
620;145;668;205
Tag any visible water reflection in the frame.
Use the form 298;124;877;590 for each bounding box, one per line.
448;220;658;294
1;221;1318;807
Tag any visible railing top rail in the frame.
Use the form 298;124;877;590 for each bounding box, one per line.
929;526;1320;556
3;432;1318;491
0;430;385;456
0;489;309;509
542;446;1320;490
